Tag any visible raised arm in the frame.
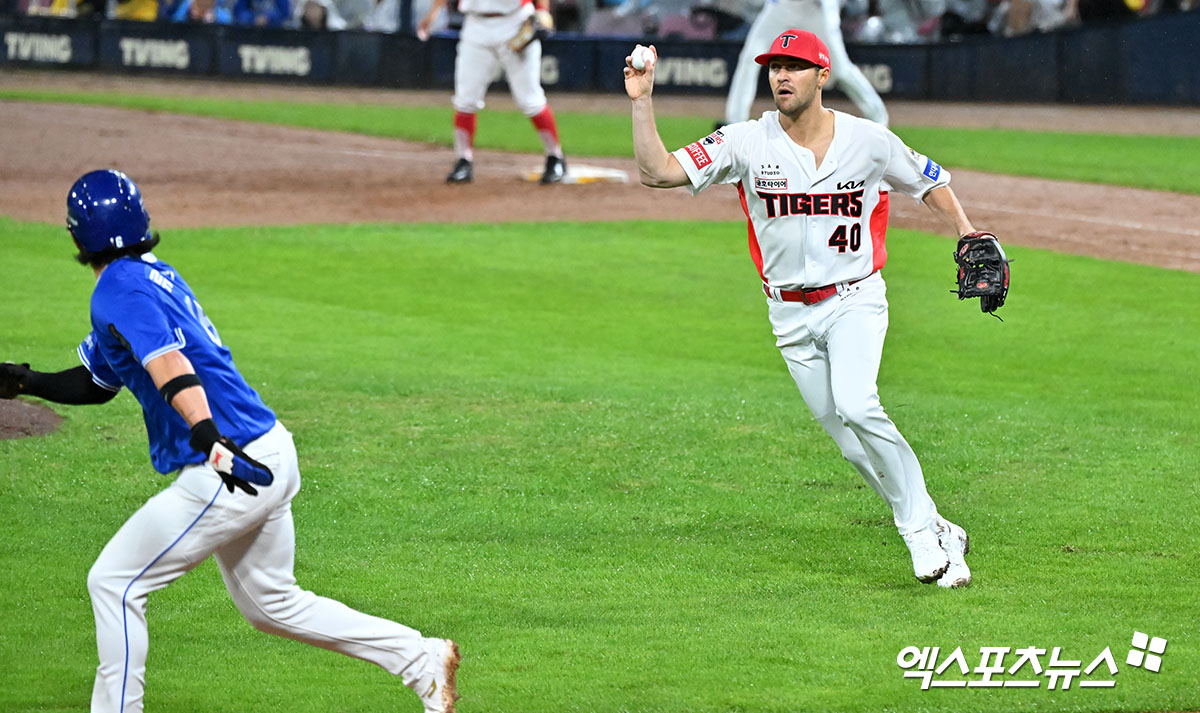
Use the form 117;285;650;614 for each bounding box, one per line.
625;45;690;189
417;0;447;39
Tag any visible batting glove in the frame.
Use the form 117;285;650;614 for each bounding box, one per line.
0;362;32;399
189;418;274;496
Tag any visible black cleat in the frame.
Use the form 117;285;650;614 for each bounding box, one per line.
540;155;566;184
446;158;473;184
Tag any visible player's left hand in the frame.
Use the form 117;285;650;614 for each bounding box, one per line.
0;362;32;399
953;231;1011;316
189;418;274;496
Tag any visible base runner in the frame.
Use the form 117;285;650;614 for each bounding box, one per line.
0;170;461;711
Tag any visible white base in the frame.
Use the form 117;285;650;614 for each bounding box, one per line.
523;164;629;184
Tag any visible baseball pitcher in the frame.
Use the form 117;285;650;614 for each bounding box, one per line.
626;32;1010;587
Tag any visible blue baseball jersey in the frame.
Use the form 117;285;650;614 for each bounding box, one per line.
78;253;276;474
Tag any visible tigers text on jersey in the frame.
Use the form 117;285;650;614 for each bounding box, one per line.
673;110;950;291
78;253;276;474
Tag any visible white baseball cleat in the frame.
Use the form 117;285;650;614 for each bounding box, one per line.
936;517;971;589
901;526;950;583
418;638;461;713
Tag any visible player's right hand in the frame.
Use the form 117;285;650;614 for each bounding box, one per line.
189;418;274;496
624;44;657;101
0;362;31;399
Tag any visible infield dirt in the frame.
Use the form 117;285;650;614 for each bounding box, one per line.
2;70;1198;273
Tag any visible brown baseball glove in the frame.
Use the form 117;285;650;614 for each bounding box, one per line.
508;9;554;53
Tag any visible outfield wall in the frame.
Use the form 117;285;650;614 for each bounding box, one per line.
2;11;1198;105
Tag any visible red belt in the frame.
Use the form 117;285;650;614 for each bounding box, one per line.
765;272;874;306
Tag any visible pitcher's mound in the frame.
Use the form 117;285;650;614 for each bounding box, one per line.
0;400;63;440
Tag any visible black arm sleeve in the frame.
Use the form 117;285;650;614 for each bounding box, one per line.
23;365;119;405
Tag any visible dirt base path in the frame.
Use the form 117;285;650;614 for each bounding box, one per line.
8;69;1200;135
0;400;62;440
2;71;1199;272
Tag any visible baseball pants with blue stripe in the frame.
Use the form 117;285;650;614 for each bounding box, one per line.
87;422;435;713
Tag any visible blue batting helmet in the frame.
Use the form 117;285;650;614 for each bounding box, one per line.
66;170;152;257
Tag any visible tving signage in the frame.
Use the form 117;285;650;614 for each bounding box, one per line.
118;38;190;70
217;33;334;80
1;22;95;66
99;27;214;74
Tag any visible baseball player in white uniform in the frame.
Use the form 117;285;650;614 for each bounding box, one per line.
724;0;889;127
625;33;975;587
419;0;566;184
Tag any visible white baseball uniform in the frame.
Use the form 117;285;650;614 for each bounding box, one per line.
725;0;889;126
672;109;949;535
88;423;440;712
453;0;547;116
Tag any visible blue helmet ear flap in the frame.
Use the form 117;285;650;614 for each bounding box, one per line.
66;170;152;260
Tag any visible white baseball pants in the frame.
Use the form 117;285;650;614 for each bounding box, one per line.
452;8;548;117
768;273;936;535
725;0;889;126
87;421;436;713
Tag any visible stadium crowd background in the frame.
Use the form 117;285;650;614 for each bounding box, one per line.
17;0;1197;43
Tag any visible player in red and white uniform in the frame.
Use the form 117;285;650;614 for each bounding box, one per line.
625;31;977;587
725;0;888;127
419;0;566;184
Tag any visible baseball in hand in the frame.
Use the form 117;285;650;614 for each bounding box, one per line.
631;45;652;71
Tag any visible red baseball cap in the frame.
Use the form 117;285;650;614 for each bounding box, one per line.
754;29;831;69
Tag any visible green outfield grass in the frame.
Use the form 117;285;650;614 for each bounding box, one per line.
4;88;1198;194
1;216;1196;713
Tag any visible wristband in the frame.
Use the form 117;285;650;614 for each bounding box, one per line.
189;418;221;454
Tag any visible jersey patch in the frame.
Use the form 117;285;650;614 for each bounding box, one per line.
702;130;724;146
754;177;788;192
922;158;942;181
684;142;712;169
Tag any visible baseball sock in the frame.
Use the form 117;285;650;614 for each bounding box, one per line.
453;111;476;162
529;106;563;158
